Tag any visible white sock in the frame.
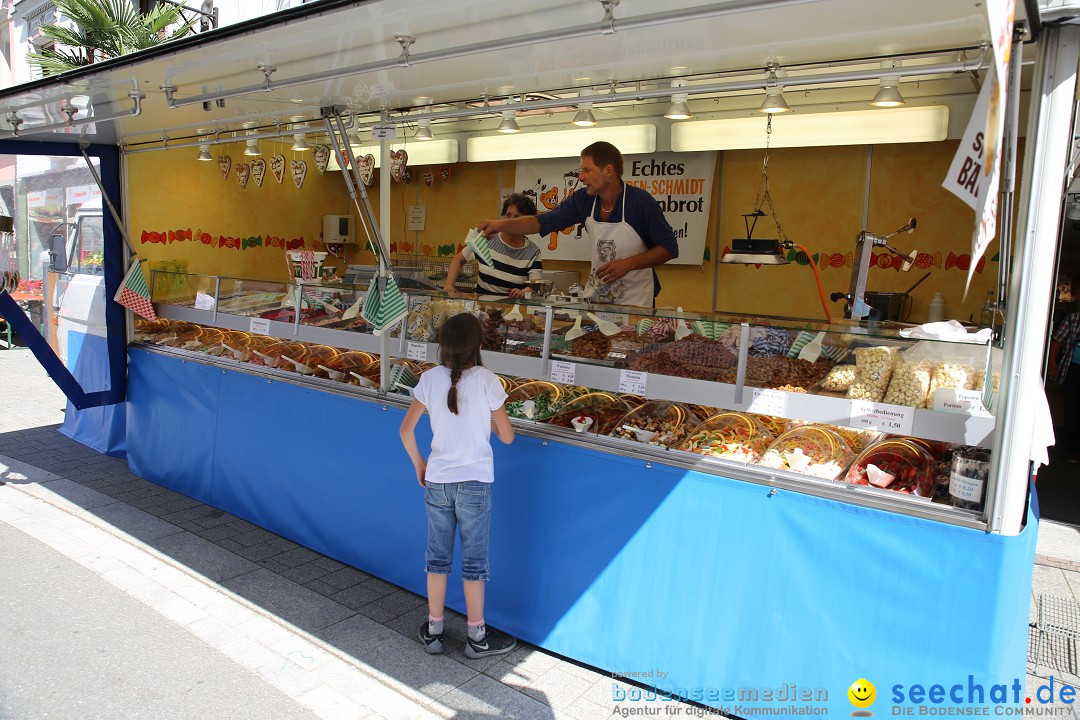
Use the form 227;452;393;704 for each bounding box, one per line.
468;621;486;641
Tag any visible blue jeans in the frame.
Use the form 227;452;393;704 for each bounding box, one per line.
424;481;491;582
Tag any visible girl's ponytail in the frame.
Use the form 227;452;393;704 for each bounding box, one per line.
447;368;463;413
437;313;484;415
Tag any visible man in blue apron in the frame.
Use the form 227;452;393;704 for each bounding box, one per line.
476;142;678;307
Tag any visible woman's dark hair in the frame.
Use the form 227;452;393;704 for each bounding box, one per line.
438;312;484;414
501;193;538;217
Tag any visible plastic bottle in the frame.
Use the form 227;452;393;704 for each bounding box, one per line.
927;292;945;323
979;290;997;328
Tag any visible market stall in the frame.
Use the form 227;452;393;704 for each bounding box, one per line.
0;0;1071;715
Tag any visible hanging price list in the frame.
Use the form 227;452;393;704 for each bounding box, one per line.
407;342;428;361
619;369;648;396
550;360;576;385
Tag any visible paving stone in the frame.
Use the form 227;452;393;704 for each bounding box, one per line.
274;546;324;568
329;583;385;610
222;568;354;633
152;531;258;582
282;563;330;585
520;666;592;711
319;566;373;590
236;541;287;562
439;673;554;719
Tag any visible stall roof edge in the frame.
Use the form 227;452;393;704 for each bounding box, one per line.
0;0;365;105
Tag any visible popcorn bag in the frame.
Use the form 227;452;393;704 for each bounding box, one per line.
847;346;899;402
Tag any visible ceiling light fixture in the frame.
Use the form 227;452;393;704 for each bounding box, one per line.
291;132;309;151
243;138;261;156
573;103;597;127
468;124;656;162
759;66;791;114
498;110;520;133
573;87;597;127
871;61;906;107
197;143;213;161
415;118;435;140
665;79;692;120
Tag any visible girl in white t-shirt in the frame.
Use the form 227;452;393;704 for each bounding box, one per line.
399;312;518;659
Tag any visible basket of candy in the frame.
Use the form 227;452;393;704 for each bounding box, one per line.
546;392;638;435
506;381;565;421
759;425;855;480
681;412;773;462
611;401;700;448
846;438;937;496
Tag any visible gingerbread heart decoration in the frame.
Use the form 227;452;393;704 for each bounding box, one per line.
291;159;307;189
312;145;330;175
270;154;285;184
251;158;266;187
218;154;232;180
439;166;451;182
422;171;434;187
357;154;375;187
389;149;408;183
235;163;251;189
403;168;413;184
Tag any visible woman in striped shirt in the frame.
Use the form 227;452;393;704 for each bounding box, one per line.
444;194;542;298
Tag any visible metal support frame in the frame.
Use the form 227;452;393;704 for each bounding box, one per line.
986;24;1080;535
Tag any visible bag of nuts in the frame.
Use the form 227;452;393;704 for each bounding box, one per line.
883;357;935;408
847;346;899;402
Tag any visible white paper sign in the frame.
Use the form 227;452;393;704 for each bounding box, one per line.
407;341;428;361
942;78;992;211
933;388;992;416
619;369;648;396
595;311;629;327
748;388;787;417
550;360;576;385
194;292;216;310
407;205;426;231
949;471;984;503
849;400;915;435
371;124;397;139
249;318;271;335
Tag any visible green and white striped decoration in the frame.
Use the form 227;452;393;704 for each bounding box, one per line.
465;228;493;266
362;273;408;335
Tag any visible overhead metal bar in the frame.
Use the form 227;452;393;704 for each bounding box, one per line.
391;57;985;126
161;0;827;109
0;91;144;140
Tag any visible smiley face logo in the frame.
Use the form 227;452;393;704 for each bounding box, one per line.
848;678;876;712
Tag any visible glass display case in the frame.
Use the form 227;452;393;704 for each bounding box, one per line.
139;273;1000;524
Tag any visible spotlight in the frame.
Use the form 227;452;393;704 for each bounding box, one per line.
573;103;596;127
871;62;905;107
665;94;691;120
244;138;260;156
291;132;309;151
759;67;790;114
197;144;212;161
498;110;520;133
415;118;434;140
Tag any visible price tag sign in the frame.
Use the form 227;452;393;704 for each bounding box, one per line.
249;318;271;335
550;360;576;385
371;124;397;139
933;388;992;416
408;295;430;309
619;369;648;396
849;400;914;435
748;388;787;417
595;311;629;326
407;341;428;361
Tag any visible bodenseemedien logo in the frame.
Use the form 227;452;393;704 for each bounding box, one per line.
848;678;876;717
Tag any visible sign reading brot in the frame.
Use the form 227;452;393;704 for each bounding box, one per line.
514;152;715;264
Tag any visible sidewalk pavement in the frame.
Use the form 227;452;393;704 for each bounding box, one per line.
0;346;1079;719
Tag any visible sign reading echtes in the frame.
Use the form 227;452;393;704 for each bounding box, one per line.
515;152;715;264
